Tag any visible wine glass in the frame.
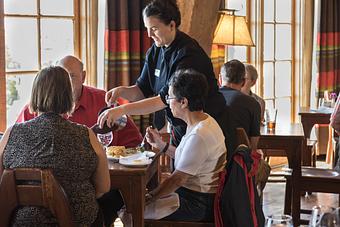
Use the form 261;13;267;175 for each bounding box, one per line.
309;205;335;227
97;131;113;147
266;214;293;227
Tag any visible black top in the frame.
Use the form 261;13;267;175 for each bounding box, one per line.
219;86;261;138
136;30;226;145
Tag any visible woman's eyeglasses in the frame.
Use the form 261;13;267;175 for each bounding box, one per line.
165;95;176;104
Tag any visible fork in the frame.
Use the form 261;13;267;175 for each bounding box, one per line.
138;133;147;153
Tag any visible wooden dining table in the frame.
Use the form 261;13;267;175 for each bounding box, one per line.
108;154;160;227
258;123;304;226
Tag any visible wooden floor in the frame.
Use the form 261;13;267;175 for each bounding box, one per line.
263;158;339;226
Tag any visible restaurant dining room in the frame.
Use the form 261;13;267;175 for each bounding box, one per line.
0;0;340;226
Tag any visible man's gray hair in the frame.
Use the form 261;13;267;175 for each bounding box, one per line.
245;64;258;81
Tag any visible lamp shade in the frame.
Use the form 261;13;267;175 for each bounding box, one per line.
213;12;254;46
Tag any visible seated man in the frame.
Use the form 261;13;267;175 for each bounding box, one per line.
16;55;143;148
241;64;266;123
219;60;261;153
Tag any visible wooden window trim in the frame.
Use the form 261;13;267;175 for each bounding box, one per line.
0;0;82;130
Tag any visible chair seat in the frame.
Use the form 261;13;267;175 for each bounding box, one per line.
145;219;214;227
301;167;340;178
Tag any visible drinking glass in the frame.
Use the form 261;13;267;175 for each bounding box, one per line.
265;109;278;131
266;214;293;227
309;205;335;227
97;132;113;147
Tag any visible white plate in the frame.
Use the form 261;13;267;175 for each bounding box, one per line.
144;151;155;158
106;154;119;162
119;153;152;167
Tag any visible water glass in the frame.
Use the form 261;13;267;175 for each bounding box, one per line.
266;214;293;227
309;205;335;227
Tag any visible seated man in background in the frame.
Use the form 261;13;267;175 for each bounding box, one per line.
16;55;143;148
219;60;261;153
241;64;266;123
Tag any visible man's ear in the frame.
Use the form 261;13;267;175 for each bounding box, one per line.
81;71;86;84
218;74;222;86
181;98;188;109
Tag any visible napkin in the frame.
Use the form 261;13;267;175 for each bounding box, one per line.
144;193;180;219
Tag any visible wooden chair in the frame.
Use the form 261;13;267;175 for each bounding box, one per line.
284;124;340;225
0;168;74;227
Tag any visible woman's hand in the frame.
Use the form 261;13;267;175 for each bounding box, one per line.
97;106;125;129
145;126;166;151
105;86;123;106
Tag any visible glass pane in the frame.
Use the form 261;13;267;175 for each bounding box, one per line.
6;74;36;126
264;0;274;22
4;0;37;15
227;0;247;16
41;19;74;67
276;0;291;23
5;18;39;72
264;24;274;61
276;98;291;124
263;62;274;99
275;61;291;97
265;99;274;110
227;46;247;62
276;25;291;60
41;0;74;16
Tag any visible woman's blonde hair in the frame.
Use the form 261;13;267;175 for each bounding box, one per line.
29;66;74;115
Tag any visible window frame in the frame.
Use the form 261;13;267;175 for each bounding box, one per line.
248;0;301;123
0;0;81;131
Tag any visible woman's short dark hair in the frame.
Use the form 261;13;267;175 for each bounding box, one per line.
169;69;208;112
220;59;245;84
29;66;74;115
143;0;181;27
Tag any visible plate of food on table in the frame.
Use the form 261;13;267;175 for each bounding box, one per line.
106;146;155;165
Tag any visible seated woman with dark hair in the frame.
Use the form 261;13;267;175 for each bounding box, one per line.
0;66;111;226
145;69;227;222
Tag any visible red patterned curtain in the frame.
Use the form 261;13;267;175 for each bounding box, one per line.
104;0;151;90
316;0;340;97
211;44;225;82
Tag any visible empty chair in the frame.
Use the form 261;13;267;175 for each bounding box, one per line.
0;168;74;227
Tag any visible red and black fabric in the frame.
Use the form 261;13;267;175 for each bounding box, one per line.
214;145;265;227
316;0;340;97
105;0;152;90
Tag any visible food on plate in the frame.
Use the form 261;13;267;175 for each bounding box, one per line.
106;146;142;158
106;146;125;157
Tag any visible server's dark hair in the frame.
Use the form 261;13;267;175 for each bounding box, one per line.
143;0;181;27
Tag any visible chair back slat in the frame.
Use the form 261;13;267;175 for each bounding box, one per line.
17;185;44;206
236;127;251;147
0;168;75;227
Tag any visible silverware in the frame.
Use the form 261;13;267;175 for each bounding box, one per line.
138;134;147;152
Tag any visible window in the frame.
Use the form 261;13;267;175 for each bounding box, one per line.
227;0;248;63
2;0;79;127
262;0;294;123
225;0;301;123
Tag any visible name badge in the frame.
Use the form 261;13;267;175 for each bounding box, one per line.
154;69;160;77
